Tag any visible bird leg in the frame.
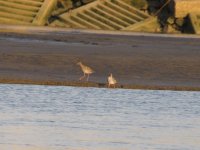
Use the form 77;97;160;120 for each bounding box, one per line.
108;84;110;88
108;84;116;88
86;74;90;81
79;73;86;81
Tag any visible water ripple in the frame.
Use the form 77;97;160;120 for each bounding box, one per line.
0;84;200;150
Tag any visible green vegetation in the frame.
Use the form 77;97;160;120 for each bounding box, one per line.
131;0;148;9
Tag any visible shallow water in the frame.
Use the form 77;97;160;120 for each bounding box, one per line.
0;84;200;150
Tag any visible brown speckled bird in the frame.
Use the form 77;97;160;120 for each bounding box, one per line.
77;62;94;81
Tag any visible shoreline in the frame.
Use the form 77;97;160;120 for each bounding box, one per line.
1;78;200;91
0;24;200;38
0;25;200;91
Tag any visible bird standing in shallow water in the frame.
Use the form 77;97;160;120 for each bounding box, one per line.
108;73;117;88
77;62;94;81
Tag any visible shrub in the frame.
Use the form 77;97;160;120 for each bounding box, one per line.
131;0;148;9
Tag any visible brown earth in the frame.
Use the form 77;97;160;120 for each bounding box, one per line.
0;26;200;91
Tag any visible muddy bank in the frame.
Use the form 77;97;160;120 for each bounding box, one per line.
0;27;200;91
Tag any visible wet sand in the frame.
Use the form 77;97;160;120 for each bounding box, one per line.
0;25;200;91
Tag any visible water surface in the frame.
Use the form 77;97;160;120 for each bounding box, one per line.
0;84;200;150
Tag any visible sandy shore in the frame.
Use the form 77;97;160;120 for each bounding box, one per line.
0;25;200;91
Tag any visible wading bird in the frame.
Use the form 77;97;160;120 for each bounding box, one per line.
108;73;117;88
77;62;94;81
